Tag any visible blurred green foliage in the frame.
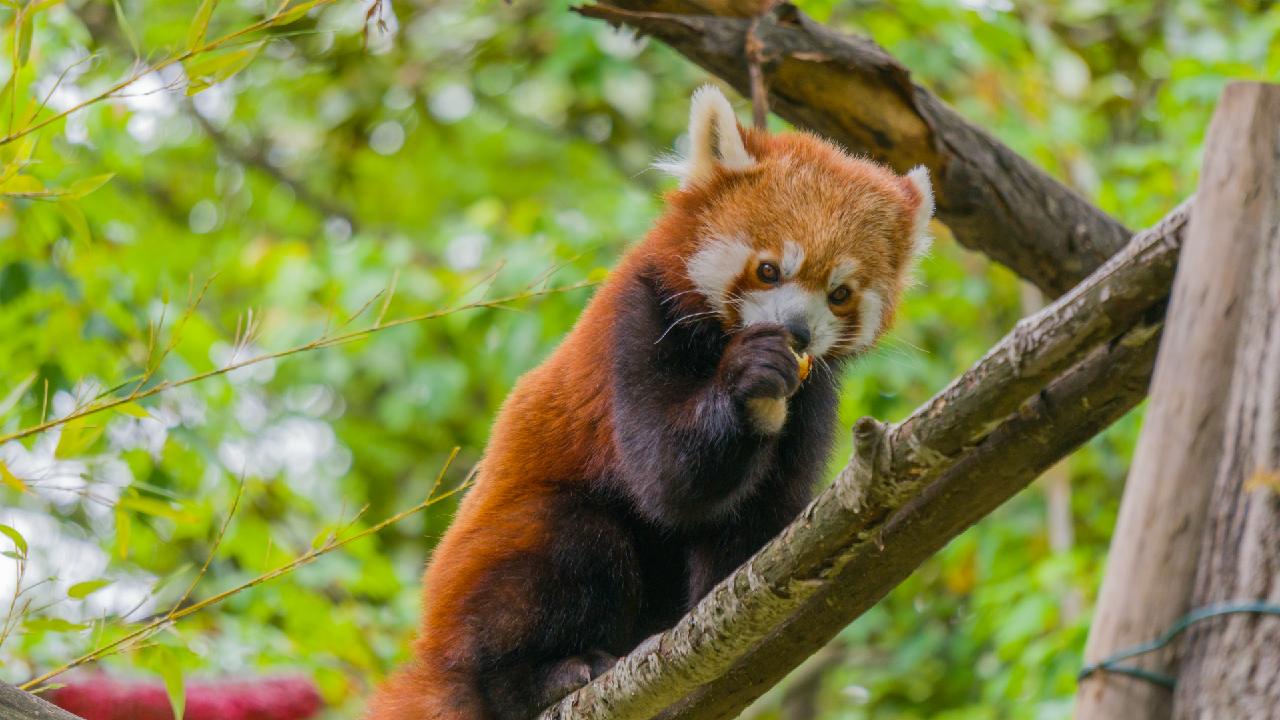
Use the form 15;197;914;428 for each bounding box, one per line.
0;0;1276;718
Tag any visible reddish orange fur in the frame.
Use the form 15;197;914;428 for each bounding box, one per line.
651;128;923;337
365;120;926;720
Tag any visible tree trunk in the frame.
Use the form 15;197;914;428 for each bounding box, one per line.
1077;81;1280;719
1171;82;1280;718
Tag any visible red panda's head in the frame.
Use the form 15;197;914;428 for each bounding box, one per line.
645;85;934;361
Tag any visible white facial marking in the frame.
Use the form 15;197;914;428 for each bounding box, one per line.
738;283;841;357
781;241;805;278
827;260;858;291
747;397;788;434
855;289;884;349
687;235;753;315
906;165;935;258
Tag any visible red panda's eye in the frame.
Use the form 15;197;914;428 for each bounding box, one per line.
828;286;852;305
757;262;780;284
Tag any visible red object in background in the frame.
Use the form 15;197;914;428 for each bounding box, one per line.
48;674;324;720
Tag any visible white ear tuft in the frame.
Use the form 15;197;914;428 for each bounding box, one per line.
905;165;935;257
658;85;756;187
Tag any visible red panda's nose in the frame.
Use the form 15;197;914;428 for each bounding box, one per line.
784;318;812;353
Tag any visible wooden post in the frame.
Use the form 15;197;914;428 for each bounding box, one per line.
1077;81;1280;718
0;682;84;720
1080;79;1280;717
1171;82;1280;718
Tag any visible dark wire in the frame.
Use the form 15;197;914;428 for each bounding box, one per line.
1078;601;1280;689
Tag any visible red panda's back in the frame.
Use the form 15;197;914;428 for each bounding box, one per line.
364;272;630;719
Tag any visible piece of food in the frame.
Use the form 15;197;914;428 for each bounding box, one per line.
791;348;812;381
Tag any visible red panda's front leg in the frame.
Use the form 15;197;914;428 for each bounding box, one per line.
611;274;801;529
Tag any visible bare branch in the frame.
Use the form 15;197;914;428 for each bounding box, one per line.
575;1;1132;297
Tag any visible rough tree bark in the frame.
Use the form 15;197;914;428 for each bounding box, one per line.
1170;82;1280;718
0;682;83;720
1076;82;1278;720
578;1;1132;297
542;202;1187;720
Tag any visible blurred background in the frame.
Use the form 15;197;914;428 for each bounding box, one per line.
1;0;1277;718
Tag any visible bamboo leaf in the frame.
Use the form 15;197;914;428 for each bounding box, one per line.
67;172;115;199
55;417;105;458
184;44;262;96
17;9;33;68
58;199;92;242
110;0;140;58
67;579;112;599
0;372;36;419
186;0;219;51
23;617;87;633
0;174;45;195
157;651;186;720
118;494;197;523
270;0;324;27
0;460;27;494
115;401;151;419
0;523;27;556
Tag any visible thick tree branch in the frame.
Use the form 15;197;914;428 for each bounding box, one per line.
542;204;1186;720
0;683;83;720
577;1;1131;297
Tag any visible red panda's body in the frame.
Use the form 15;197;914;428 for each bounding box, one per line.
366;87;934;720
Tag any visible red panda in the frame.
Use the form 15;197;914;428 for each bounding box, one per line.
365;85;934;720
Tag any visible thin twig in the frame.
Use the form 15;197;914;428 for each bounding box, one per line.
0;0;341;147
20;448;468;691
0;279;595;446
744;1;778;130
166;476;246;620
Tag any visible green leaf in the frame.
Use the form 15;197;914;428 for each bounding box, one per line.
58;199;92;243
0;371;36;419
157;651;186;720
270;0;325;27
67;579;112;599
111;0;140;58
0;524;27;556
118;495;197;523
0;460;27;494
67;173;115;199
23;617;87;633
0;174;45;196
17;8;33;68
55;417;104;458
186;0;219;51
184;45;262;96
115;401;151;419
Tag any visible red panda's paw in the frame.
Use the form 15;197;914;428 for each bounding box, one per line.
720;324;801;402
541;651;619;705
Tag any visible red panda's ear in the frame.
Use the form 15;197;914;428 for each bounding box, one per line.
656;85;756;188
903;165;935;259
